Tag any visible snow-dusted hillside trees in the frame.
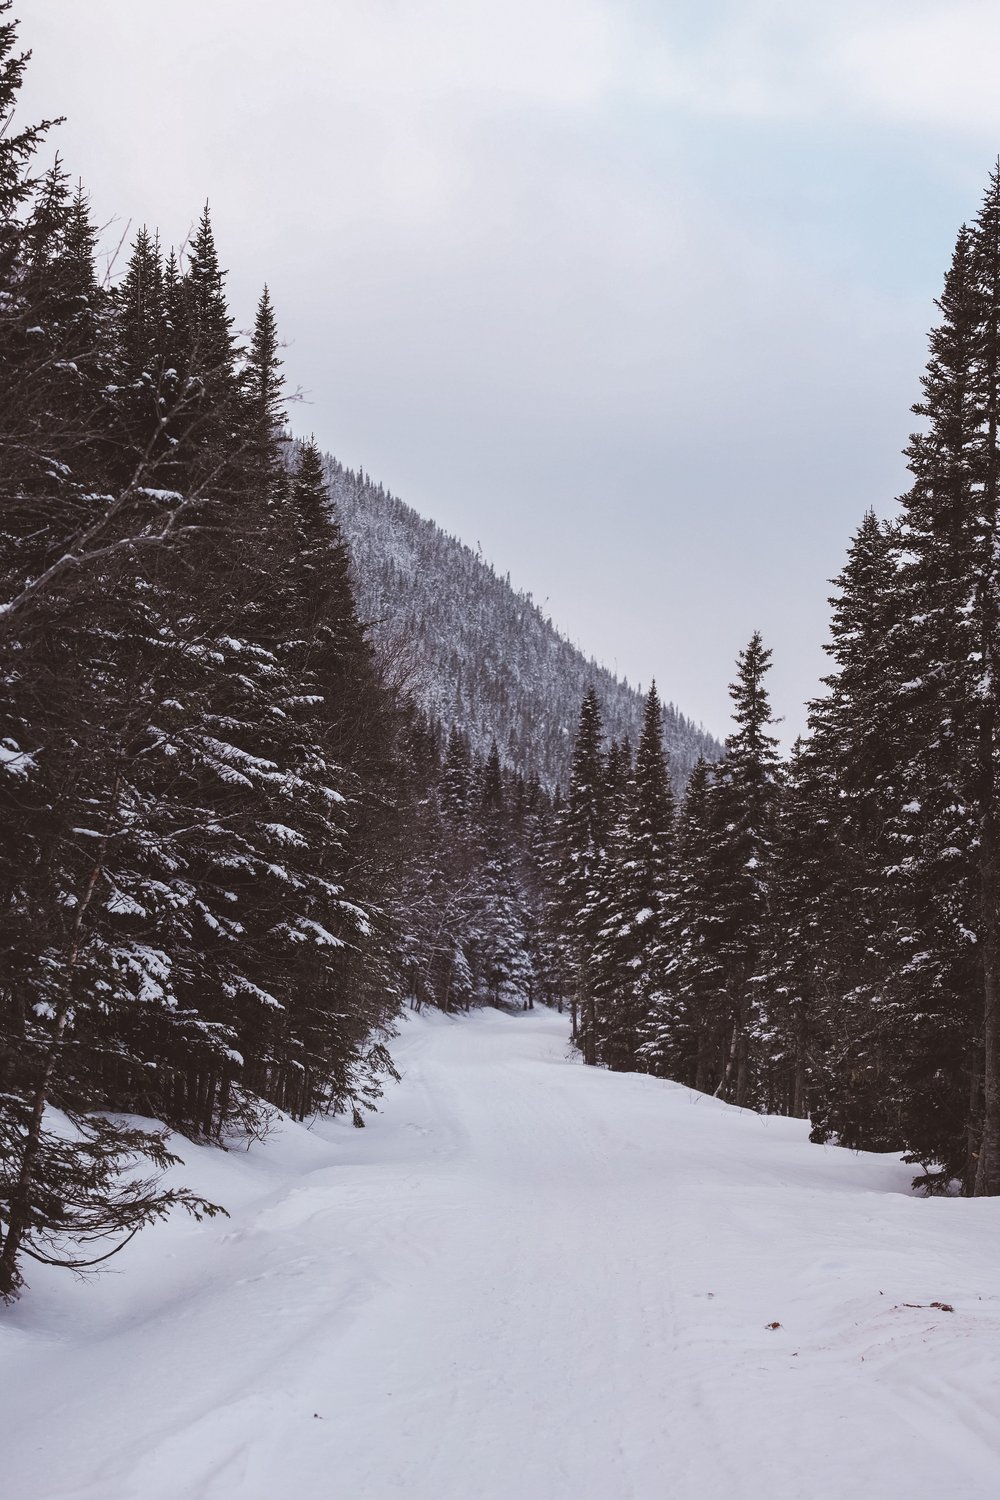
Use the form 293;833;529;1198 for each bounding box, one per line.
325;457;719;791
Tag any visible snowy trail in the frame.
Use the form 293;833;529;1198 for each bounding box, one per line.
3;1009;1000;1500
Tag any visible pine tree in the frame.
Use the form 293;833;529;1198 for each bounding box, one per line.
168;204;241;495
0;105;414;1290
591;684;675;1070
753;738;842;1118
555;688;606;1059
183;203;235;384
960;175;1000;1194
798;189;1000;1191
643;758;719;1089
0;15;229;1296
1;158;110;582
0;2;60;270
442;724;475;826
536;791;571;1012
244;285;285;478
708;634;780;1105
108;226;166;477
865;206;996;1189
791;512;903;1149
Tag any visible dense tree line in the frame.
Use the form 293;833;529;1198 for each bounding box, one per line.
0;11;406;1297
395;721;554;1015
551;166;1000;1197
0;9;565;1301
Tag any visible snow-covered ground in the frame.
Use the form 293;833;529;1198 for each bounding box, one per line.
2;1008;999;1500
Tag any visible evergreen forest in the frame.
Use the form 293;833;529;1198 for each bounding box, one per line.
4;6;1000;1307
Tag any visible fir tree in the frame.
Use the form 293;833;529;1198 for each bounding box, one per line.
866;203;999;1189
592;684;675;1071
556;688;606;1059
183;203;235;384
0;1;60;269
754;738;842;1118
795;512;903;1149
709;633;780;1105
643;758;719;1089
244;285;285;477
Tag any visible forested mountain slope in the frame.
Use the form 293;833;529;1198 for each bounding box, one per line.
324;455;719;789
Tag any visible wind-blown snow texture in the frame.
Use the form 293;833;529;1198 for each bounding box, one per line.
2;1009;998;1499
326;456;720;789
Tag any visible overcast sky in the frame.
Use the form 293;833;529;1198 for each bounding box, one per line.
17;2;1000;742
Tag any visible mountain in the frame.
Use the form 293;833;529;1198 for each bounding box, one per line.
323;455;720;788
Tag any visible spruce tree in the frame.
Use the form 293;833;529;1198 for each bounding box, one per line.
796;512;903;1149
962;174;1000;1194
753;738;842;1118
244;285;285;479
108;226;166;478
183;204;235;383
867;204;997;1188
0;2;60;268
643;757;718;1088
555;688;606;1058
591;684;675;1071
709;634;780;1105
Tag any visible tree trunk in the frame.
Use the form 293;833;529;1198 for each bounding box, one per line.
714;1021;739;1101
734;1001;749;1109
0;797;114;1296
584;991;597;1067
0;996;71;1297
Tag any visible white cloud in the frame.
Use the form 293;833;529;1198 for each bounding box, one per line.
607;1;1000;135
831;3;1000;133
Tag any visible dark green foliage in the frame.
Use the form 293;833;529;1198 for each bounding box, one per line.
244;285;285;477
0;2;61;254
545;169;1000;1199
591;686;675;1071
0;17;406;1296
552;688;607;1059
0;1107;225;1299
643;757;716;1088
753;738;844;1121
701;634;780;1105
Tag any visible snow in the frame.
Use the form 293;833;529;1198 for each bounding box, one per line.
0;739;36;776
105;889;148;917
135;487;184;503
2;1009;999;1499
264;822;307;847
285;917;344;946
